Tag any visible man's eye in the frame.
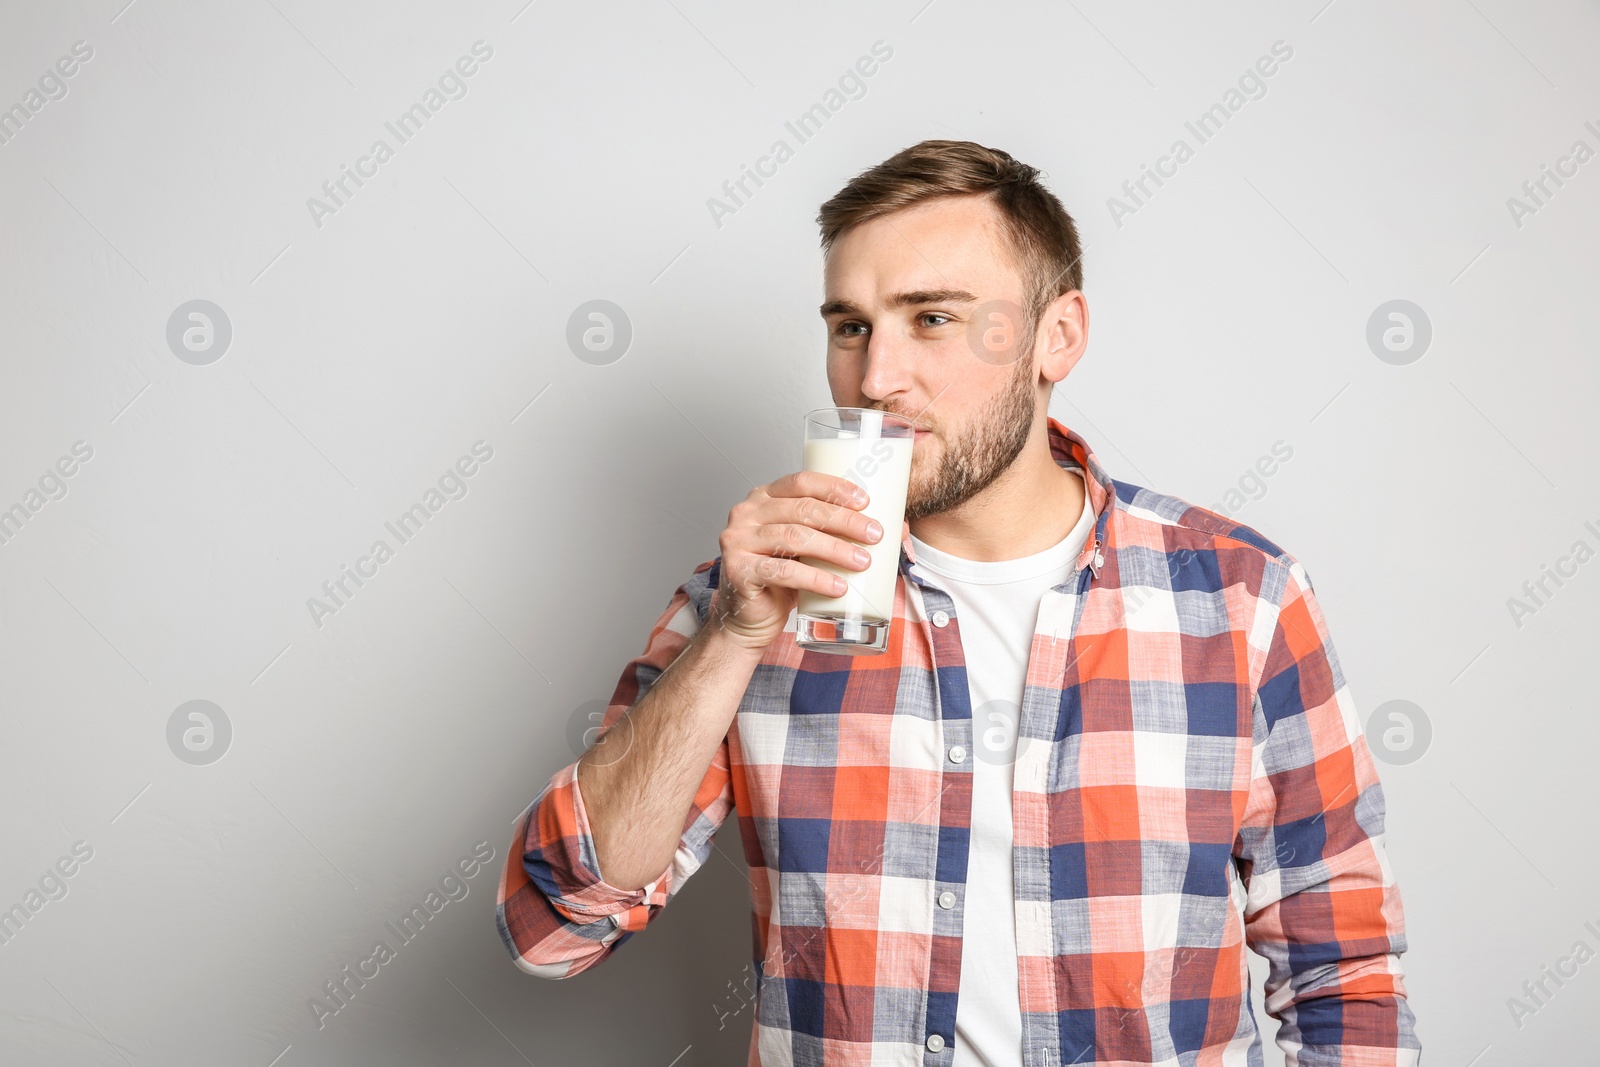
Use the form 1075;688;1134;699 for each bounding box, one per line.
836;322;867;337
918;313;951;327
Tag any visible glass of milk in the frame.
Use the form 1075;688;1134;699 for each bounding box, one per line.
795;406;915;655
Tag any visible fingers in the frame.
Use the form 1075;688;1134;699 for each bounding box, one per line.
767;470;869;509
754;522;870;573
729;480;883;550
744;553;848;598
716;471;886;608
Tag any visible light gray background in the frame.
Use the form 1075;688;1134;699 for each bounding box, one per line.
1;0;1596;1064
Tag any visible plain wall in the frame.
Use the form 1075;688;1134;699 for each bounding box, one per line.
1;0;1597;1063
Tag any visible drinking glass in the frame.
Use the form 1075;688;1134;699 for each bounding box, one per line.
795;407;915;655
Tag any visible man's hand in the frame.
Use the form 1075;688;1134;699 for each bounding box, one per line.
707;470;885;652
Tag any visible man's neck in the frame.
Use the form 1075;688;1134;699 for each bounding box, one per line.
907;438;1085;563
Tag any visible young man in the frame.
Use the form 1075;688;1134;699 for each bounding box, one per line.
497;140;1422;1067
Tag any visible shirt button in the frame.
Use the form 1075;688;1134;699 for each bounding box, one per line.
931;610;949;627
938;891;956;909
948;745;966;763
926;1033;946;1052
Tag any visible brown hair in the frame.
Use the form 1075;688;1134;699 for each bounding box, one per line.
816;139;1084;334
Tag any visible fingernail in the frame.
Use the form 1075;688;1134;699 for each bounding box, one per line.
854;548;871;566
852;487;868;504
866;521;883;541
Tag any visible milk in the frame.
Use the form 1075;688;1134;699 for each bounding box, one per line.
796;433;914;624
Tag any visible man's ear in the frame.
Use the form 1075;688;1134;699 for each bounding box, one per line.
1039;290;1089;384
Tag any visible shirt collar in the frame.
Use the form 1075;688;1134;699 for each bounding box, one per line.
898;415;1115;580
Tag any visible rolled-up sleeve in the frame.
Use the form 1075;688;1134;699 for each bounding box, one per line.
496;559;736;979
1235;557;1423;1065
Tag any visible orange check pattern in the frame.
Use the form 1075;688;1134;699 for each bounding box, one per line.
497;417;1421;1067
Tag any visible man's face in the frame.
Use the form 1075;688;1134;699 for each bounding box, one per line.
820;194;1041;522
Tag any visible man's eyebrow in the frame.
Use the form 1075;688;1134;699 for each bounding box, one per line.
818;289;980;317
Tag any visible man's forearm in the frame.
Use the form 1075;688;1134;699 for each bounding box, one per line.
576;619;763;891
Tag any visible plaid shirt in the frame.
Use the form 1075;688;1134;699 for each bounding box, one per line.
497;416;1421;1067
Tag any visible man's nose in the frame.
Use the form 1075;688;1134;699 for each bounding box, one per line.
858;331;913;402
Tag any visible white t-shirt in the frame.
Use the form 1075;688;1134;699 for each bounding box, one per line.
907;470;1096;1067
